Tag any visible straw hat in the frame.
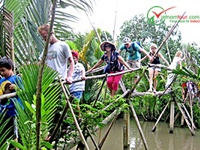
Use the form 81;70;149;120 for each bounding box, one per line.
100;41;116;51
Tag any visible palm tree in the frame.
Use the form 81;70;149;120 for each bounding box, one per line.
0;0;96;149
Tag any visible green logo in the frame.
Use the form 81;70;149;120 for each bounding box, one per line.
147;6;176;25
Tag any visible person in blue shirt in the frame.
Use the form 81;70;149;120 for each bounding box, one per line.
119;37;152;69
118;37;152;90
0;56;23;145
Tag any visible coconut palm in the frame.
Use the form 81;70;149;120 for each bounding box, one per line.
0;0;96;149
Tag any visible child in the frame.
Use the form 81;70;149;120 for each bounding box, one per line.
68;51;86;120
86;41;134;97
0;57;23;146
69;50;86;100
165;50;183;89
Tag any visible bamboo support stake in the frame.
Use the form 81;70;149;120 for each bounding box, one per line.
181;103;196;129
35;1;57;149
152;100;170;132
48;96;72;143
189;93;194;131
86;127;100;150
123;108;130;148
61;81;90;150
128;100;148;150
66;108;123;149
176;102;195;135
100;90;129;112
97;112;119;150
169;100;175;133
93;73;108;107
128;68;146;96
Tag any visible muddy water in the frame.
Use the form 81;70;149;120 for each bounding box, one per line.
79;119;200;150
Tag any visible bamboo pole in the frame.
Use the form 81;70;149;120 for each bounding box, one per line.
154;11;186;57
0;92;16;100
176;102;195;135
0;86;173;101
85;66;105;75
169;100;175;133
97;112;119;150
72;68;140;84
152;100;170;132
112;0;119;41
123;108;130;148
10;12;15;73
158;75;177;99
61;81;90;150
86;13;102;43
86;127;100;150
93;73;108;107
128;68;146;96
48;96;72;143
128;100;148;150
64;108;123;149
35;1;57;149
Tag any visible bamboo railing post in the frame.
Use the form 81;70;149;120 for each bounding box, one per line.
122;68;148;149
61;82;90;150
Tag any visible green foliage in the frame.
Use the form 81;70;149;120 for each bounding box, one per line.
0;112;13;150
119;14;182;64
8;64;61;149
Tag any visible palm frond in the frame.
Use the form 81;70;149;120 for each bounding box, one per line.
14;64;61;149
0;112;13;150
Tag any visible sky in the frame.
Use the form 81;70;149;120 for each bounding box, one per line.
69;0;200;45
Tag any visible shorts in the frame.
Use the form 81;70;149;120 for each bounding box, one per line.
127;60;141;68
71;91;83;101
148;66;161;72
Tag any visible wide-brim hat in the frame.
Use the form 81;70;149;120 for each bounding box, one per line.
100;41;116;51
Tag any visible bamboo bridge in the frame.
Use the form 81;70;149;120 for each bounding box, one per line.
0;63;196;150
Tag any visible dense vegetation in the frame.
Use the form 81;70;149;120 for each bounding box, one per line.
0;0;200;149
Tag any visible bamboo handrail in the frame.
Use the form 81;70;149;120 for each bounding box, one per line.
69;68;140;84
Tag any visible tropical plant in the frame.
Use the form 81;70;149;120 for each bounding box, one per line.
0;0;96;149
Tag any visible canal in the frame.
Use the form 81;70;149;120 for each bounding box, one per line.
83;119;200;150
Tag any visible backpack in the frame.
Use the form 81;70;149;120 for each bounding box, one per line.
103;52;124;73
124;41;142;53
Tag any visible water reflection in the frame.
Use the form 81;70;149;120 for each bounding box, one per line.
72;119;200;150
